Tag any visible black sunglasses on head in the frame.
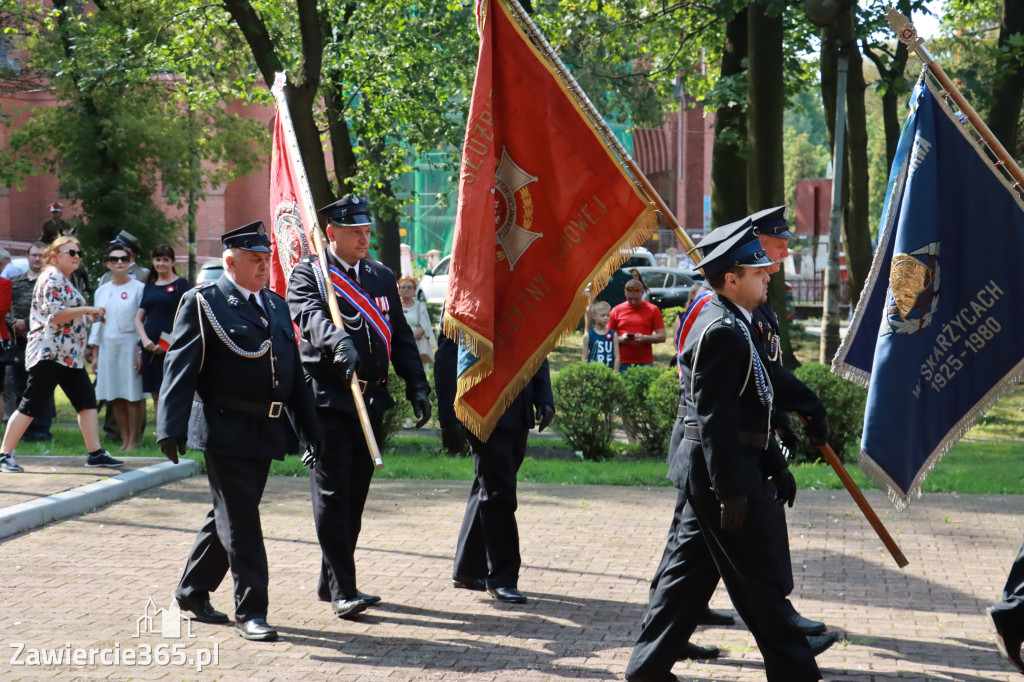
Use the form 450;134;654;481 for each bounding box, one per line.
107;255;130;263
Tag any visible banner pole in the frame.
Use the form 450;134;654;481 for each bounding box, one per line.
271;73;383;470
503;0;700;262
886;8;1024;193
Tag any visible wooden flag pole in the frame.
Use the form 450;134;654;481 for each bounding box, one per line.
799;416;909;567
886;8;1024;192
271;73;383;470
504;0;700;264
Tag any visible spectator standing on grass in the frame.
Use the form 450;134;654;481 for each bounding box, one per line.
608;271;665;372
134;245;189;416
582;300;618;371
0;236;123;473
3;242;55;439
397;275;437;367
88;243;147;451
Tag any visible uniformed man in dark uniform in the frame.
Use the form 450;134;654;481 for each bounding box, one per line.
157;221;321;642
287;193;431;620
40;202;74;244
989;539;1024;672
656;215;833;661
626;225;832;682
435;325;554;604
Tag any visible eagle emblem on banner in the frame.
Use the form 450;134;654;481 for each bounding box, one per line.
883;241;940;336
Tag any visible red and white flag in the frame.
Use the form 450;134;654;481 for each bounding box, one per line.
268;72;319;297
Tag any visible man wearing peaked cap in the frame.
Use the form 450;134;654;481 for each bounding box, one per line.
41;202;74;244
626;226;833;682
287;193;431;620
157;220;322;642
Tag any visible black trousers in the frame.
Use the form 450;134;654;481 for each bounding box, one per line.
627;484;819;681
991;536;1024;638
650;419;798;621
310;409;378;602
175;453;272;621
453;427;527;589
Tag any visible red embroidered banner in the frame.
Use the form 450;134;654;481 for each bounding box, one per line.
445;0;658;440
268;75;319;297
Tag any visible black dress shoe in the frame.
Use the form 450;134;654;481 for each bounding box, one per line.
791;613;827;635
331;598;368;620
677;641;721;660
452;575;487;591
356;590;381;605
988;606;1024;672
488;586;527;604
176;595;230;624
807;631;840;656
234;617;278;642
698;607;735;626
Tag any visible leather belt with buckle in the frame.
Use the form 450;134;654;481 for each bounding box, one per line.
196;392;284;418
683;424;767;449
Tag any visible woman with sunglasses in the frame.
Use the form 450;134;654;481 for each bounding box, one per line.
87;244;147;451
134;245;189;415
0;237;122;473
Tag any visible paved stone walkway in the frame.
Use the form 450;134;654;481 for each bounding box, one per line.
0;473;1021;680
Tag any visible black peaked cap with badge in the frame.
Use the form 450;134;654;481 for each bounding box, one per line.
695;224;774;278
109;229;142;255
688;217;752;259
748;205;794;239
321;194;372;226
221;220;271;253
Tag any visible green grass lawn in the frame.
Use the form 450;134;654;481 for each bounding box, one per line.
7;341;1022;495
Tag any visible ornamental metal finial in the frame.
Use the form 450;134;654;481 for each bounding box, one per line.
886;7;921;49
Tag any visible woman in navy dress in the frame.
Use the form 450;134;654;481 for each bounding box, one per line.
133;245;189;414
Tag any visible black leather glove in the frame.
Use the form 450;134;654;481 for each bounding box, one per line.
158;436;186;464
441;426;469;454
720;494;748;532
411;389;431;428
776;422;802;462
535;404;555;432
301;440;322;468
802;412;830;448
771;468;797;508
332;337;360;384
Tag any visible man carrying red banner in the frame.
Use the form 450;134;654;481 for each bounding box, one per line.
287;193;431;620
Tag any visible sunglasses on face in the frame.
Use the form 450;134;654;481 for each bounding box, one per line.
61;249;83;258
107;255;130;263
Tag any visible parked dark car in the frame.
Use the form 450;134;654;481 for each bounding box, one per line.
596;266;698;310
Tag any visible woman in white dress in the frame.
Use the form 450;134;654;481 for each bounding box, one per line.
398;276;436;366
88;243;146;451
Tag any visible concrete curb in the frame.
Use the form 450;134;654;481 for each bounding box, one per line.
0;459;199;539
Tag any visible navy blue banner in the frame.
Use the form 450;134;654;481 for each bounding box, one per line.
833;76;1024;509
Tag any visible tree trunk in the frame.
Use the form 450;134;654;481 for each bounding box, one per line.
862;0;912;170
987;0;1024;158
841;12;873;309
747;2;796;366
710;8;748;228
223;0;333;209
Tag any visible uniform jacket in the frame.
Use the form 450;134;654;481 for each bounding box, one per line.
752;301;825;420
287;249;429;418
669;293;787;498
156;274;321;459
435;329;553;433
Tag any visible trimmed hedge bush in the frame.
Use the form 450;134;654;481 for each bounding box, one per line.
618;366;679;455
551;361;623;460
791;361;867;463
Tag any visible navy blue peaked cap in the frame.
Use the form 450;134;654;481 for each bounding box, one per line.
749;205;794;239
696;223;773;278
221;220;271;252
321;193;372;226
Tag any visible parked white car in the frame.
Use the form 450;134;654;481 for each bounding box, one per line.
416;254;450;304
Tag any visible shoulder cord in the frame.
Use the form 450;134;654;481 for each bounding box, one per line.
195;292;277;389
738;321;773;408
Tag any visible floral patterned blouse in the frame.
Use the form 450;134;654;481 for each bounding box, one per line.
27;267;89;370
